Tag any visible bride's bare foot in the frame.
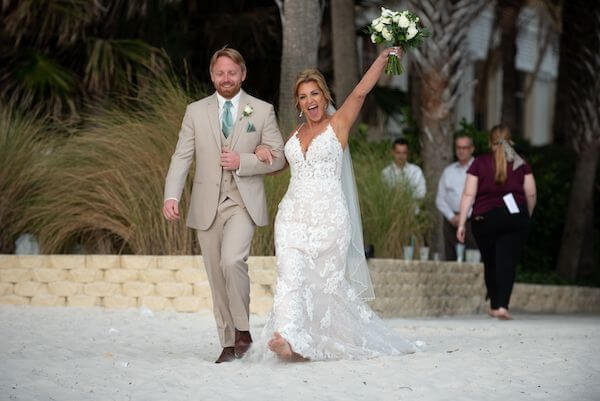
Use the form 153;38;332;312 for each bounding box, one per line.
488;308;497;318
268;332;308;362
268;332;293;358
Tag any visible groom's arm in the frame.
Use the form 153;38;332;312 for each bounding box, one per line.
237;105;285;176
164;105;195;201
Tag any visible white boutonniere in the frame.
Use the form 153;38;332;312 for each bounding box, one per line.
242;104;253;118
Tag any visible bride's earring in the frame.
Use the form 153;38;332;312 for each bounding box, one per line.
299;110;303;118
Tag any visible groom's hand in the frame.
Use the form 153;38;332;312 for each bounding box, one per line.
163;199;180;221
221;149;240;170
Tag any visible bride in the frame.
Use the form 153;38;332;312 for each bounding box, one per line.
254;47;418;361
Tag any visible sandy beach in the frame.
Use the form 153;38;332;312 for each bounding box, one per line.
1;305;598;401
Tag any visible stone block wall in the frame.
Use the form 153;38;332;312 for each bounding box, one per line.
0;255;274;314
367;259;487;317
1;255;598;316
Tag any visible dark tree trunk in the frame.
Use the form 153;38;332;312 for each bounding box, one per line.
553;0;586;146
557;144;600;281
407;0;487;256
277;0;321;135
496;0;524;136
330;0;358;105
420;70;455;255
555;0;600;281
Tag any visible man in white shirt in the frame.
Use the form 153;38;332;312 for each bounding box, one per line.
435;134;478;260
381;138;426;200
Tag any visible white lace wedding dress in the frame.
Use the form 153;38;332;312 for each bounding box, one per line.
255;123;417;361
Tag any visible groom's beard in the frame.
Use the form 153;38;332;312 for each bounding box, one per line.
215;81;242;99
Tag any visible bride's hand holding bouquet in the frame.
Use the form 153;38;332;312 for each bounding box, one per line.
367;7;429;75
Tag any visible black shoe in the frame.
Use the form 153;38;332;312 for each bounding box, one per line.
215;347;236;363
364;244;375;259
234;329;253;358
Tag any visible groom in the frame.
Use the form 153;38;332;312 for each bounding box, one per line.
163;47;285;363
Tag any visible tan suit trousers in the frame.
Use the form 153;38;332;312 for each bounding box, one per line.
196;198;255;347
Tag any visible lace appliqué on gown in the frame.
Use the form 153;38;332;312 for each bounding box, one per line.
258;124;417;361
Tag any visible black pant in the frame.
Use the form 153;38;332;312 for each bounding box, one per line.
471;206;530;309
442;217;478;261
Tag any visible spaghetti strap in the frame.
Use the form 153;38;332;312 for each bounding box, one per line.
286;122;305;144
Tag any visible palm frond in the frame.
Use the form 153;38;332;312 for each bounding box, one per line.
1;0;101;47
84;38;166;93
1;50;78;116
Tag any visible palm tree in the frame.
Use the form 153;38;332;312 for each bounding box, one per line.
556;6;600;281
275;0;323;134
1;0;167;117
407;0;487;255
495;0;525;136
331;0;359;105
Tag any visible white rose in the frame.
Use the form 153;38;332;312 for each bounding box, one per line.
392;14;401;24
371;17;381;27
397;14;410;28
370;33;378;43
407;24;418;40
244;105;253;115
382;27;393;41
381;17;392;25
381;7;393;17
374;22;385;32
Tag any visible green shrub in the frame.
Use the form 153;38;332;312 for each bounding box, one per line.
518;143;582;282
28;75;201;254
0;107;52;253
349;135;431;258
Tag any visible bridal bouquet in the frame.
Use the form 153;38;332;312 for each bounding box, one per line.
367;8;428;75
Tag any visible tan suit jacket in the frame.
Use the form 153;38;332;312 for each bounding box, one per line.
164;90;285;229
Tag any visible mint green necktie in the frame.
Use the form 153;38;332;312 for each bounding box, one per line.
222;100;233;138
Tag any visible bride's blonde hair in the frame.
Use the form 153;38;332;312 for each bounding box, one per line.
293;69;334;111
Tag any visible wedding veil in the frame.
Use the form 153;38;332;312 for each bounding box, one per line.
327;104;375;301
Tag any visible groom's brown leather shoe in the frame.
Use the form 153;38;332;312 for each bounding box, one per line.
234;329;253;358
215;347;236;363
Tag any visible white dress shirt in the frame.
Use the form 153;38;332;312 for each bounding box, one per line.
381;162;426;199
216;90;241;126
435;158;473;221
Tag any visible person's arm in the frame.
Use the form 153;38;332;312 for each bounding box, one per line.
163;106;195;221
332;47;401;148
523;173;537;216
456;174;478;243
414;166;426;199
237;105;286;176
255;142;289;176
435;170;455;221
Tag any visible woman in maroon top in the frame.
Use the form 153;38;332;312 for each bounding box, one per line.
457;124;537;320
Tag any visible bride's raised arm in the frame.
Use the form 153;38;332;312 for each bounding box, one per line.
332;47;402;147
